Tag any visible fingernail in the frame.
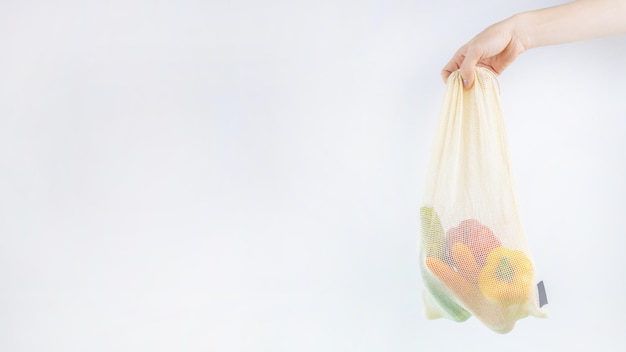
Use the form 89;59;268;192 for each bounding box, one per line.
463;79;469;88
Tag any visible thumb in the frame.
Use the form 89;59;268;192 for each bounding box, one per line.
459;49;481;89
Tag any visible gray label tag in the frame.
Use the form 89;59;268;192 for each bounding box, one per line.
537;281;548;307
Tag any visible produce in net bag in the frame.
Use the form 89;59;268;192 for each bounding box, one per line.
419;67;547;333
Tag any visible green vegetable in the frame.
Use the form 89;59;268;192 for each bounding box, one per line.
420;207;469;320
420;207;446;259
421;263;471;321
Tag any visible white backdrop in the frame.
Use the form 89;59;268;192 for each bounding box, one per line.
1;1;625;351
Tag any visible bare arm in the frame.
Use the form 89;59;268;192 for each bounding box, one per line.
442;0;626;88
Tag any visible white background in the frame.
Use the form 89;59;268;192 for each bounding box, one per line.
1;0;625;351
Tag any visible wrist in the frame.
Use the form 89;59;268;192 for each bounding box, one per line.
507;13;534;51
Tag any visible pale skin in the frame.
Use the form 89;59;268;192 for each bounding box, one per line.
442;0;626;88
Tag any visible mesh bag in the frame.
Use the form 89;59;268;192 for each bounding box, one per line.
419;68;547;333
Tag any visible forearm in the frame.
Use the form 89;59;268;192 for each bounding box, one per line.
514;0;626;50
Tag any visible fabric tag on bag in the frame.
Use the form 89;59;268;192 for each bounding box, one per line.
537;281;548;307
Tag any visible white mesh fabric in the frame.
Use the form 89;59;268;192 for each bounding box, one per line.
420;68;547;333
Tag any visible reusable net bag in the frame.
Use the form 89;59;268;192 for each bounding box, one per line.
419;68;547;333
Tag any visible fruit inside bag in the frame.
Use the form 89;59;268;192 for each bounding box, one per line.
419;68;547;333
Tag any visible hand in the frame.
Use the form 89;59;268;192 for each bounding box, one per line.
441;16;527;89
441;0;626;89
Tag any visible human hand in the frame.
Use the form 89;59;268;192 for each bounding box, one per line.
441;16;527;89
442;0;626;88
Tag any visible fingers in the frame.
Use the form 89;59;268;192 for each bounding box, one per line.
442;20;519;88
441;47;481;88
459;47;481;88
441;54;462;84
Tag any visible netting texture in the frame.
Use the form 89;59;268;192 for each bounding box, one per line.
420;68;547;333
